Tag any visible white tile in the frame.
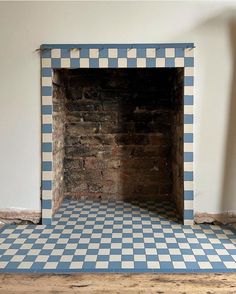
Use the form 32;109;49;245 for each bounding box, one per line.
108;48;118;58
51;49;61;58
42;171;52;181
134;255;146;261
184;67;194;77
70;262;83;269
137;58;146;67
224;262;236;269
184;124;193;133
118;58;127;67
175;57;184;67
198;262;212;269
42;58;51;68
18;262;33;269
173;261;186;269
207;255;221;262
122;261;134;269
184;200;193;210
146;48;156;58
42;133;53;143
184;105;193;114
165;48;175;58
0;262;8;269
80;58;89;68
184;162;193;171
89;49;99;58
60;255;73;262
84;255;97;262
192;249;205;255
109;255;122;262
184;181;193;190
35;255;49;262
98;249;110;255
147;261;160;269
42;96;52;105
99;58;108;68
184;86;194;95
122;248;133;255
185;48;194;57
42;77;52;87
127;48;137;58
96;261;109;269
11;255;25;262
156;58;165;67
61;58;70;68
70;48;80;58
183;255;196;262
159;255;171;262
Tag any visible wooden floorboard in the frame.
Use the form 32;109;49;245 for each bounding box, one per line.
0;273;236;293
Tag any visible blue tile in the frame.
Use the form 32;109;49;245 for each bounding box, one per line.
42;86;52;96
185;57;194;67
184;191;194;200
184;95;194;105
42;68;52;77
42;200;52;210
80;49;89;58
184;76;194;86
42;105;52;115
184;171;194;181
89;58;99;68
127;58;137;67
184;133;193;143
156;48;165;58
175;48;184;57
42;161;52;171
146;58;156;67
165;58;175;67
137;48;146;58
184;152;193;162
118;48;127;58
42;143;52;152
70;58;80;68
98;48;108;58
61;49;70;58
41;49;51;58
51;58;61;68
42;180;52;190
184;210;194;220
42;124;52;133
184;114;194;124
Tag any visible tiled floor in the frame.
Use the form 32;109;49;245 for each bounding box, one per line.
0;199;236;273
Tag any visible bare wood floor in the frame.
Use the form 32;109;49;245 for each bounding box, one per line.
0;273;236;293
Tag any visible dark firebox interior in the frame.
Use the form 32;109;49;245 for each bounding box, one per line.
52;68;184;219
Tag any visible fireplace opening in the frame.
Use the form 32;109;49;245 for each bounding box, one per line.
52;68;184;221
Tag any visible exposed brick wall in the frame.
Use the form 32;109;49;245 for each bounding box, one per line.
170;69;184;219
52;72;66;214
52;68;183;202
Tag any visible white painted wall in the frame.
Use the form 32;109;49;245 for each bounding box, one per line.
0;1;235;214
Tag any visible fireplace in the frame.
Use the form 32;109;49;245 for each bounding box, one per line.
41;44;194;225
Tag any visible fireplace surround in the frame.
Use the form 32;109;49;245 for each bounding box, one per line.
41;44;194;225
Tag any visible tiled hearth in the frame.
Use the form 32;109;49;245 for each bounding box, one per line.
2;43;234;274
0;199;235;273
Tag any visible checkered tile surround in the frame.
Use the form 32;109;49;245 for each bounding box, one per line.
0;199;235;273
41;44;194;225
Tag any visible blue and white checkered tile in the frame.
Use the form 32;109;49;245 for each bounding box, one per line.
0;199;235;273
41;44;195;225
